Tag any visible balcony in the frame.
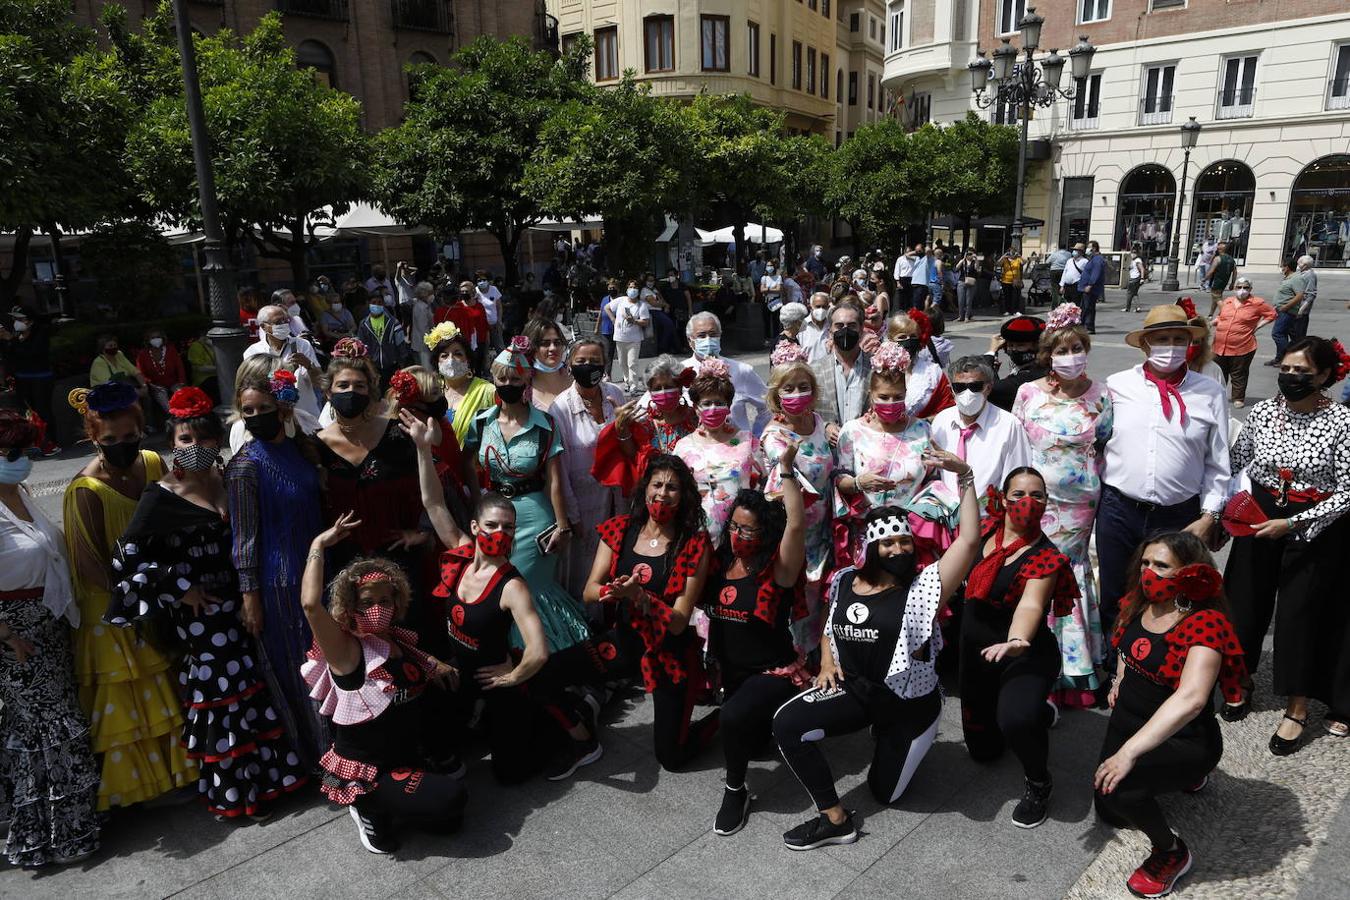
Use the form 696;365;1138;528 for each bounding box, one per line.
1327;78;1349;111
1217;85;1255;119
276;0;349;22
1139;96;1173;126
1068;113;1099;131
392;0;452;33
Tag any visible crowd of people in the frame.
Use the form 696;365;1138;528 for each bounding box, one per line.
1;244;1347;900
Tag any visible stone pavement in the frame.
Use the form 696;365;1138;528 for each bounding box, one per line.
3;280;1349;899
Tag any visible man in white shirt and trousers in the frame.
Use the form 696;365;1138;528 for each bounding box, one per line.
1096;306;1231;654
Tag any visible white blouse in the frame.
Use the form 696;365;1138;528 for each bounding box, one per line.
0;486;78;625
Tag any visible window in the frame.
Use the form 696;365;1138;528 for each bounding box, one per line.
992;84;1020;124
1070;72;1102;129
808;0;817;9
848;71;858;105
792;41;802;90
1150;0;1185;8
999;0;1026;35
850;12;860;31
643;16;674;73
821;53;830;98
407;51;436;100
1141;63;1175;125
700;16;729;71
561;32;580;56
1330;44;1350;110
1059;176;1095;249
869;17;877;39
770;33;778;84
888;3;904;53
1079;0;1110;24
297;40;337;88
823;0;831;16
594;26;618;81
910;91;931;126
836;67;843;102
867;73;875;109
747;22;760;77
806;47;816;95
1218;54;1257;119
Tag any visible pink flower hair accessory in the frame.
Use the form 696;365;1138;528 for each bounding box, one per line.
872;340;911;375
770;340;809;368
1046;303;1083;330
697;357;730;380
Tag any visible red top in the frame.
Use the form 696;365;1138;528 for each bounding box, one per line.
135;345;187;388
915;372;955;419
436;303;490;352
967;518;1079;618
1212;295;1277;357
1111;607;1248;704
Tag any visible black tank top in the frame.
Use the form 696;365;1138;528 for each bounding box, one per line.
332;648;427;768
615;532;674;621
706;568;796;680
1119;615;1172;683
445;563;519;673
830;571;910;684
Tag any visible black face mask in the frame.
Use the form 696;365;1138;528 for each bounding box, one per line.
832;328;860;351
100;438;142;470
1277;372;1319;402
495;383;527;405
329;390;371;420
1008;349;1038;368
570;362;605;388
878;551;916;584
425;397;449;420
900;337;922;355
243;409;284;442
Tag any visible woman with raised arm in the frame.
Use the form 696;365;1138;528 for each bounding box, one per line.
773;448;981;850
300;513;467;855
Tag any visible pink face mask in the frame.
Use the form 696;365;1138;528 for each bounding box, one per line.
651;388;681;411
697;405;730;429
873;400;908;423
780;392;814;415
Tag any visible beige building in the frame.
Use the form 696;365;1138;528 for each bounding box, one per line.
549;0;896;141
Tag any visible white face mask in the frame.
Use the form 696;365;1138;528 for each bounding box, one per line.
811;307;829;324
1236;288;1250;299
955;388;987;418
626;288;639;299
439;358;470;380
269;322;291;341
1146;344;1188;374
1052;352;1088;381
287;303;301;317
149;337;164;349
11;320;27;333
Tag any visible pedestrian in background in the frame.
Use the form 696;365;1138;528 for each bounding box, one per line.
1124;248;1146;313
1060;243;1086;306
1205;242;1237;317
998;247;1024;317
1211;276;1275;408
1268;258;1311;366
1076;241;1106;334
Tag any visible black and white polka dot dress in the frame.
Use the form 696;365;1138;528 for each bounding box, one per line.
108;485;308;818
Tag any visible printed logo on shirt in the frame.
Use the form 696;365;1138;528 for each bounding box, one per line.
845;602;871;625
1130;637;1153;662
631;563;653;585
719;585;737;606
448;606;480;651
451;604;466;627
833;622;881;643
597;641;618;662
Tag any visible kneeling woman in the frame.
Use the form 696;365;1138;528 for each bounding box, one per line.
773;449;980;850
300;514;467;855
706;446;811;836
960;468;1079;829
1094;532;1246;899
585;454;716;772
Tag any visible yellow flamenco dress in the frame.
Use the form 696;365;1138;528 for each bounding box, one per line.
62;450;196;809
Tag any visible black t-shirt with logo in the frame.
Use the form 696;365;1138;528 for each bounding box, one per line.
444;565;519;674
829;571;908;685
332;648;428;768
705;569;795;684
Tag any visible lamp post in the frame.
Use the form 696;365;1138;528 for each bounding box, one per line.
968;11;1095;252
172;0;248;411
1160;116;1203;293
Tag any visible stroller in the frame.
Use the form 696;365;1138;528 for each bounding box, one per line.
1025;263;1055;307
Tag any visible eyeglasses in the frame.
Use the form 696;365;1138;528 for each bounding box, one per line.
951;381;987;393
726;523;762;537
538;339;566;348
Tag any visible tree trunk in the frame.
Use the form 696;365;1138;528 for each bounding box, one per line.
849;218;863;259
289;214;310;291
0;226;33;308
495;225;521;296
962;215;972;252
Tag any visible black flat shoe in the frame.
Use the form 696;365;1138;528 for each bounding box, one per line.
1270;714;1307;756
1220;693;1251;722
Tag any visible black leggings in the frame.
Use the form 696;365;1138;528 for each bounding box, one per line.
773;683;941;810
651;678;719;772
721;673;801;787
959;620;1059;782
352;768;468;834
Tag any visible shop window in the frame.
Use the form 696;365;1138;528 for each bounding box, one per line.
1059;177;1094;249
1116;164;1176;264
1189;160;1255;266
1284;155;1350;268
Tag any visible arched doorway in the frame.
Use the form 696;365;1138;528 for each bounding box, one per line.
1284;154;1350;268
297;40;337;89
1188;160;1255;265
407;50;437;100
1116;164;1175;265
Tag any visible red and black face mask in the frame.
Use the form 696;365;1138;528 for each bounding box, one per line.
353;603;395;636
730;531;762;559
476;529;512;558
646;499;677;524
1139;567;1177;606
1005;496;1047;532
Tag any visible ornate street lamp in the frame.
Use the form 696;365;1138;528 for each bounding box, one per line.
1161;117;1204;292
969;10;1096;251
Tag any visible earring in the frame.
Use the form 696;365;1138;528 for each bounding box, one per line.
1176;596;1193;615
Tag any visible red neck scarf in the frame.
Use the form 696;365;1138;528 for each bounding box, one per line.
966;523;1034;602
1142;364;1188;423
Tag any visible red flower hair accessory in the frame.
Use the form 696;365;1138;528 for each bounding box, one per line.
906;308;933;344
1172;563;1223;602
389;370;420;407
168;386;214;419
1329;338;1350;385
332;337;369;359
677;367;697;388
268;369;300;406
1176;296;1198;320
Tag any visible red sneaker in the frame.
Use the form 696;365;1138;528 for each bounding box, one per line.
1127;838;1193;898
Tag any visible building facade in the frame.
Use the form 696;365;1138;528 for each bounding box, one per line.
548;0;896;142
72;0;555;129
883;0;1350;272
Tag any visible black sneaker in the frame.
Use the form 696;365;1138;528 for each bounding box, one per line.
545;737;604;781
348;805;398;854
783;812;858;850
713;786;750;836
1012;776;1052;829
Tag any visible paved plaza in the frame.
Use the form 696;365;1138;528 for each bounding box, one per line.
3;279;1349;899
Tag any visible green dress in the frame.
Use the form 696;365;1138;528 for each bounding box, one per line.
464;405;591;652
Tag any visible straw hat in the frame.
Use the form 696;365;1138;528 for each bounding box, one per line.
1125;305;1208;348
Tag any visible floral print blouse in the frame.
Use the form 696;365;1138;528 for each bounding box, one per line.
673;428;764;547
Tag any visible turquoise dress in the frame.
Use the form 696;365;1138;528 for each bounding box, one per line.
464;405;591;652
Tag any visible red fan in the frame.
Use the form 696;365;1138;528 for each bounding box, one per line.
1221;490;1267;537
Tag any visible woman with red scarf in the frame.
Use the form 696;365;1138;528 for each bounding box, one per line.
584;454;716;772
959;468;1078;830
592;355;699;498
299;513;467;856
1094;532;1246;899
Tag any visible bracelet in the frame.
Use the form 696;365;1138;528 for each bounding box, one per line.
779;466;794;478
306;548;323;562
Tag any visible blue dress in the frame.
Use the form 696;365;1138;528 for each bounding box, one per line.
464;405;591;652
224;437;328;765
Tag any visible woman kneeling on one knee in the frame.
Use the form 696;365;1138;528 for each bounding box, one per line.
772;448;980;850
1094;532;1247;899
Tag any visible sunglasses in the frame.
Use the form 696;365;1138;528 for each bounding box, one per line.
951;381;987;394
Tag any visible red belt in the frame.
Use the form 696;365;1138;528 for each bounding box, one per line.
0;587;45;601
1260;483;1330;505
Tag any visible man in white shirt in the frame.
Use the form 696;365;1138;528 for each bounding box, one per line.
243;304;322;419
929;356;1030;496
893;246;917;304
800;292;832;363
1059;244;1086;304
638;311;769;435
1096;305;1230;643
474;269;503;351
